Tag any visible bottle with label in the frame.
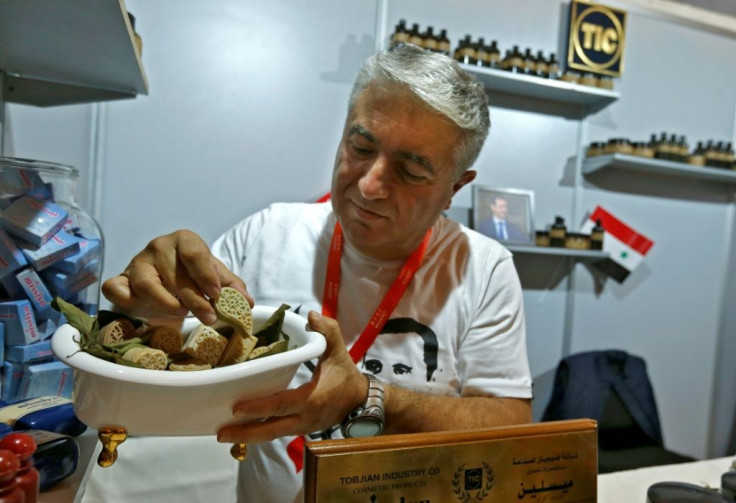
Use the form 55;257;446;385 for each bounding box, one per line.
408;23;423;48
423;26;438;52
654;132;670;161
456;35;476;65
437;29;450;55
597;75;614;89
590;220;605;250
389;19;408;48
547;53;560;79
504;45;524;73
535;50;549;78
0;433;39;503
549;216;567;248
0;450;23;503
580;72;598;87
561;68;581;83
475;37;489;67
586;142;605;157
689;141;706;166
487;40;501;69
523;48;536;75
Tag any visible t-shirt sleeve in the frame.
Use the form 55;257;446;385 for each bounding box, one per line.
458;252;533;399
210;207;270;277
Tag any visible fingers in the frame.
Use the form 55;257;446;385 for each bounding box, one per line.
307;311;348;359
213;258;253;306
217;415;304;444
102;230;251;325
216;313;366;444
217;384;316;443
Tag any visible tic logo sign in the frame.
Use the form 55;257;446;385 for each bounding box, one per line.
567;0;627;77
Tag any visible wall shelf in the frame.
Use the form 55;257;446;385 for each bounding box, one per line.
582;153;736;184
506;244;609;262
461;64;619;113
0;0;148;107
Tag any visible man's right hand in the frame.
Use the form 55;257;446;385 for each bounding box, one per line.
101;230;252;325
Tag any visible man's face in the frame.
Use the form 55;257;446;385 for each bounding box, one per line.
331;84;475;261
490;198;508;220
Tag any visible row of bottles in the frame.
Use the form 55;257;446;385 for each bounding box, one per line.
389;20;450;54
454;37;560;78
536;217;604;251
387;20;614;90
587;134;736;169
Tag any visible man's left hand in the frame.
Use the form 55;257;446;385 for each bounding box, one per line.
216;311;365;444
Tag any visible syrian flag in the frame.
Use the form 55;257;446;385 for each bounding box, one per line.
580;206;654;283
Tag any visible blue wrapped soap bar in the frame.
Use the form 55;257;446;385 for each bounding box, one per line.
0;396;87;437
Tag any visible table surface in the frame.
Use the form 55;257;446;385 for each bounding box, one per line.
598;456;735;502
38;431;736;502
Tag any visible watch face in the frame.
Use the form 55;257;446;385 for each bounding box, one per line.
346;419;382;438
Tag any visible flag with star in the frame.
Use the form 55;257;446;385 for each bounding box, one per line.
580;206;654;283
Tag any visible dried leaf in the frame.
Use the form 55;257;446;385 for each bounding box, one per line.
254;303;290;346
52;297;95;344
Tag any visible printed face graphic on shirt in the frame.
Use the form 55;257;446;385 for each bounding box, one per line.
362;317;438;383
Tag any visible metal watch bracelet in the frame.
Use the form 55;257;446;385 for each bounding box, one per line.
340;373;385;438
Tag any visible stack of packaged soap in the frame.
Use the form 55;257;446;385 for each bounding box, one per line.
0;164;102;404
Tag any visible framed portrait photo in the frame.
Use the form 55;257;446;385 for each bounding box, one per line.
472;186;535;244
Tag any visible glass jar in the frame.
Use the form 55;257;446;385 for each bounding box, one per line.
0;157;104;350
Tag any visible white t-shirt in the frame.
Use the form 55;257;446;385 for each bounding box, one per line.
211;202;532;503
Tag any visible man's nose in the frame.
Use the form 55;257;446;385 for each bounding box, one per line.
358;158;391;199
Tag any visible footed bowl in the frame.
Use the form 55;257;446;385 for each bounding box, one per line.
51;306;325;436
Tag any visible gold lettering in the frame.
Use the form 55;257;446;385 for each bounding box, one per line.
601;28;618;54
581;22;597;49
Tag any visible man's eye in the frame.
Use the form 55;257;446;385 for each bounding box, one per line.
400;167;426;182
350;142;373;155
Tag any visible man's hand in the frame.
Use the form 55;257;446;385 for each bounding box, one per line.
102;230;251;325
216;311;366;444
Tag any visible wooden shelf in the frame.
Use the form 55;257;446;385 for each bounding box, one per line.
0;0;148;107
582;153;736;184
506;244;609;262
461;64;619;113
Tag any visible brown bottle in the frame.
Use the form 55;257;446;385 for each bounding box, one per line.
408;23;423;48
487;40;501;69
424;26;438;52
475;37;489;67
456;35;476;65
689;141;706;166
390;19;408;48
504;45;524;73
535;50;549;78
547;53;560;79
590;219;605;251
437;29;451;55
523;47;536;75
549;216;567;248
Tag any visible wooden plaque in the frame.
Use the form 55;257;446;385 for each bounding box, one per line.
304;419;597;502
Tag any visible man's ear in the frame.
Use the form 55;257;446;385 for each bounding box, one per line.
445;170;477;209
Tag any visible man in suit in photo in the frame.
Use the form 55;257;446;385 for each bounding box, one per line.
477;194;527;242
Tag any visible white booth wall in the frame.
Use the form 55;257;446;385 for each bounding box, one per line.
3;0;735;460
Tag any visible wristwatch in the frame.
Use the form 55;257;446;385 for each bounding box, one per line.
340;373;385;438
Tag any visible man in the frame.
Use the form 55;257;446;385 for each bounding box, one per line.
476;194;527;241
103;44;532;503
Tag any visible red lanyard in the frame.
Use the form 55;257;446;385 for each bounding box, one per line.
322;221;432;363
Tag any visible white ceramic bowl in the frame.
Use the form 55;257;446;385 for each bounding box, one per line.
51;306;325;436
